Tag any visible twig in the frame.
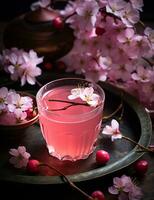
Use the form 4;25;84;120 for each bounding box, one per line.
139;20;145;28
122;135;153;153
103;102;123;120
48;99;88;106
48;99;89;111
36;79;43;87
118;105;124;121
39;163;94;200
142;57;154;67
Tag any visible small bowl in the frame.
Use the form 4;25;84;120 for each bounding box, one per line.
0;92;39;131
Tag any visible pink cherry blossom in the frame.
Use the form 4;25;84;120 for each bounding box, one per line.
14;109;27;122
108;62;133;82
20;64;42;86
7;93;32;113
131;66;152;82
109;175;143;200
120;3;140;27
102;119;122;141
0;87;34;124
106;0;127;16
76;0;99;28
0;48;43;86
117;28;135;43
9;146;31;168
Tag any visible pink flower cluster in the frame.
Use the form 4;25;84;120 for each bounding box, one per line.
0;48;43;86
60;0;154;109
0;87;33;125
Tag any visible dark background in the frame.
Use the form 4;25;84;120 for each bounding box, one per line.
0;0;153;21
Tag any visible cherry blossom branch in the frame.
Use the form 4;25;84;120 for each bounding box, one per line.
103;102;123;120
64;12;76;22
138;20;145;28
39;163;94;200
36;79;43;87
48;99;89;111
142;57;154;67
122;135;154;153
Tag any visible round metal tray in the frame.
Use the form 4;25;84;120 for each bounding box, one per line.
0;81;152;184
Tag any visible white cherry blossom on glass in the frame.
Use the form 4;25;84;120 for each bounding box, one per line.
80;87;100;107
9;146;31;168
68;86;100;107
68;87;84;100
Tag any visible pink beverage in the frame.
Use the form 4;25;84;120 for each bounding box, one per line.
36;78;105;161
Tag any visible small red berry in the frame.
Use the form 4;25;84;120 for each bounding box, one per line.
27;159;40;174
26;108;36;120
44;62;53;70
95;27;105;36
91;190;105;200
53;17;64;29
134;159;148;175
96;150;110;165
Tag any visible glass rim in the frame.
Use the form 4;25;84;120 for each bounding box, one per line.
36;77;105;118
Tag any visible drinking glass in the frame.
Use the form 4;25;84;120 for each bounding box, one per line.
36;78;105;161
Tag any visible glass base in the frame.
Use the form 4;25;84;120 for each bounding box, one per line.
47;145;95;161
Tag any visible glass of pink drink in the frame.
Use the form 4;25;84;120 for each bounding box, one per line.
36;78;105;161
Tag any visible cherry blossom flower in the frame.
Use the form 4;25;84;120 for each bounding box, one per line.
31;0;52;11
120;3;140;27
0;48;43;86
68;86;100;107
106;0;127;17
102;119;122;141
117;28;135;44
108;175;143;200
0;87;34;124
80;87;100;107
131;66;152;83
76;0;99;28
7;93;33;113
9;146;31;168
